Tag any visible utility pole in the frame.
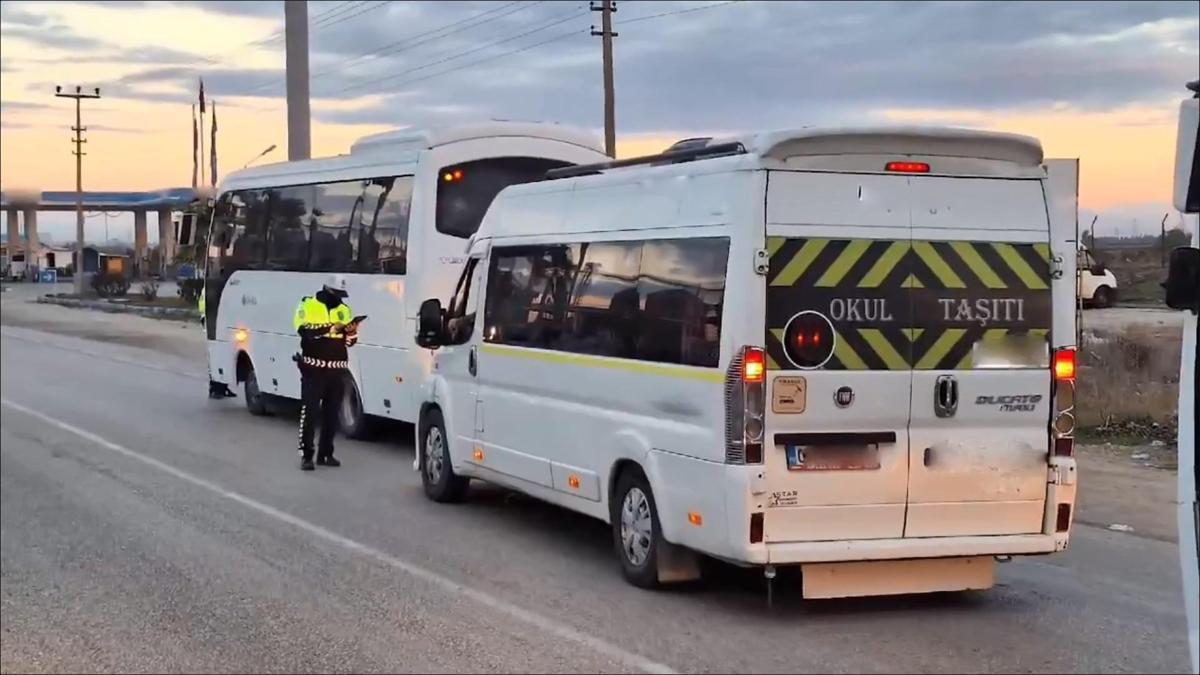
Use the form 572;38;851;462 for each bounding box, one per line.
285;0;312;161
591;0;617;157
55;85;101;296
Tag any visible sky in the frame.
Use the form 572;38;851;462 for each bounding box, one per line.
1;0;1197;243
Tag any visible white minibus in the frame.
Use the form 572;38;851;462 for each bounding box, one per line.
414;127;1080;599
203;122;608;431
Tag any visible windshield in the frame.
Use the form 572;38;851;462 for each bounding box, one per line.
435;156;571;239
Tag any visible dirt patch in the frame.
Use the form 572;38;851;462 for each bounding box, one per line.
1076;322;1181;437
1075;444;1179;542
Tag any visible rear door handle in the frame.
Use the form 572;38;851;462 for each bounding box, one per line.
934;374;958;418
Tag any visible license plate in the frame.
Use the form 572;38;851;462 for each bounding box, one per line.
786;444;881;471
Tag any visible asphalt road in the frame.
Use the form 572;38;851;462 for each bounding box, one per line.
0;321;1193;673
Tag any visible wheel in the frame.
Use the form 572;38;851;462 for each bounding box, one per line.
243;363;270;416
1091;285;1113;309
338;376;371;439
420;408;469;503
611;468;664;588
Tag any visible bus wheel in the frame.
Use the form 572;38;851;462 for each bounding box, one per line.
420;408;469;503
338;377;371;439
612;468;664;588
1092;285;1113;308
243;363;270;416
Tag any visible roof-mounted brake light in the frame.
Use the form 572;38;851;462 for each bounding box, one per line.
885;161;930;173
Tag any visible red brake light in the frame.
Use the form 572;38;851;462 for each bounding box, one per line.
1053;348;1076;381
1056;504;1072;532
743;347;765;383
885;161;930;173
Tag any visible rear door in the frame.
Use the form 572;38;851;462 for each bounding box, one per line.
762;171;912;542
905;177;1052;537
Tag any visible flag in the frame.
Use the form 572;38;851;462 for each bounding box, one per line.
191;104;199;190
210;101;218;187
198;77;206;114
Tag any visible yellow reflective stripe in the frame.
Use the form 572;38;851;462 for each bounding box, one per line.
858;241;908;288
992;242;1047;289
949;241;1006;289
815;239;872;288
766;354;781;370
832;331;869;370
903;273;924;289
766;236;787;258
1032;243;1051;261
858;329;907;370
479;343;724;382
915;328;967;369
903;328;924;341
771;239;828;287
912;241;965;289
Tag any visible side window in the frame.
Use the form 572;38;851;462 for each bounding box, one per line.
445;257;481;345
266;185;314;271
359;176;412;275
228;189;269;272
308;180;361;273
484;245;580;348
482;238;729;367
637;238;729;367
564;242;642;358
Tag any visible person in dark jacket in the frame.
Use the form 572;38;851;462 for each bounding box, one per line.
293;276;359;471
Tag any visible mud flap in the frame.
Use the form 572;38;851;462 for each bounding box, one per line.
656;539;702;584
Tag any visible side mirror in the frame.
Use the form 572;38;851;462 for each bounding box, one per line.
417;298;444;349
1164;246;1200;313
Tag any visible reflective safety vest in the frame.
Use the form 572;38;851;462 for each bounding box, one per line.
294;296;354;369
198;288;206;315
293;296;352;331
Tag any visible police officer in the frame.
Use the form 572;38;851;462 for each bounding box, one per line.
293;276;359;471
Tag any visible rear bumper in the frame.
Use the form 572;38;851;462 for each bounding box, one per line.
762;532;1066;565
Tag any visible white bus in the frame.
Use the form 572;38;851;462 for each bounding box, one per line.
203;122;609;432
414;127;1080;598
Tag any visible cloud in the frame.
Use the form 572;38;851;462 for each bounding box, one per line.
0;5;52;27
2;23;108;50
1;100;51;113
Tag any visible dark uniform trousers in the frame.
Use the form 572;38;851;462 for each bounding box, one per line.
298;365;344;461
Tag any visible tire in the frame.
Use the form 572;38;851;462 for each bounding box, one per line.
243;363;270;416
611;468;664;588
338;376;371;439
420;408;470;503
1091;285;1113;309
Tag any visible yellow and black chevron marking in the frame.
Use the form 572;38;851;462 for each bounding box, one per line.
765;237;1052;371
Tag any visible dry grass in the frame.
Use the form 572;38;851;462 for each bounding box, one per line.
1076;323;1181;434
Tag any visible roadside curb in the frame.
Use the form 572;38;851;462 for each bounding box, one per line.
36;295;199;321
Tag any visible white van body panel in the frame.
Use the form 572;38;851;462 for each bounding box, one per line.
424;126;1076;593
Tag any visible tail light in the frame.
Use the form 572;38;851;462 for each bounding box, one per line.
725;346;766;464
1053;348;1076;381
1051;347;1076;457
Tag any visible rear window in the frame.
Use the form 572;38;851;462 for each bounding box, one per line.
435;156;572;239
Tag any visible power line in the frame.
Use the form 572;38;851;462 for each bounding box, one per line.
324;7;587;97
339;28;585;96
616;0;744;25
310;1;536;82
240;1;541;98
252;1;362;49
308;0;396;34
